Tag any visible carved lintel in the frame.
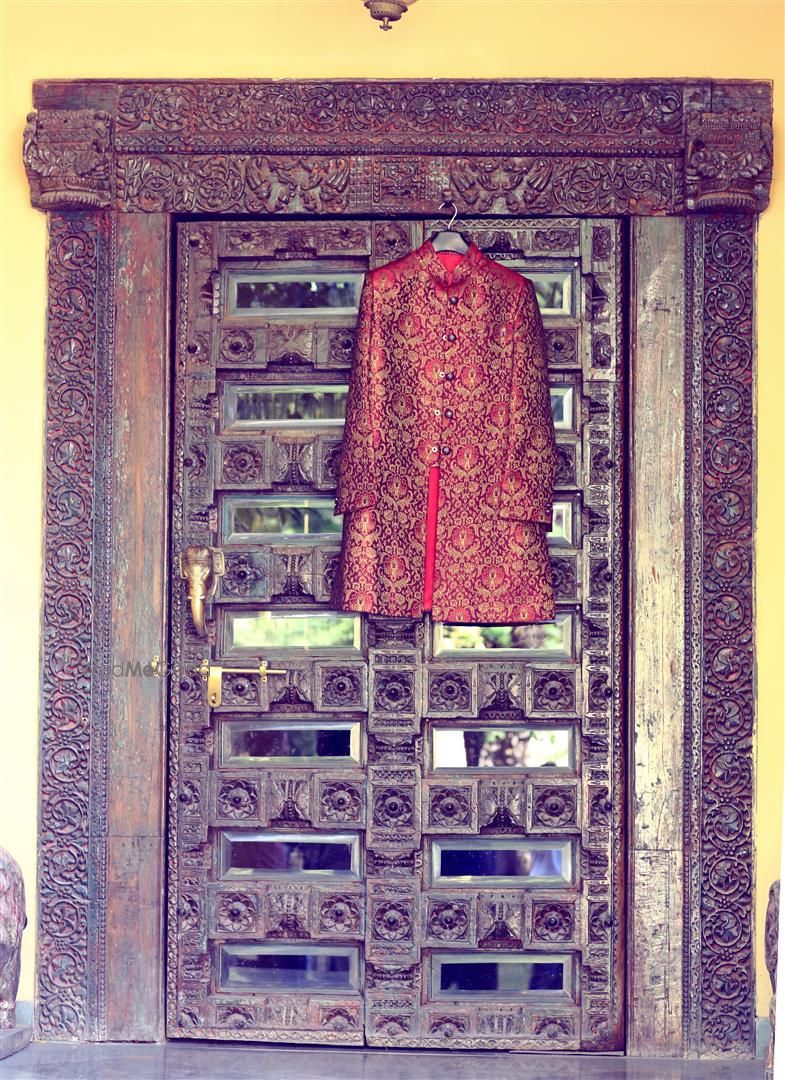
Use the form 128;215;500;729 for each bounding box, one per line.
685;111;772;213
23;108;113;210
21;80;774;216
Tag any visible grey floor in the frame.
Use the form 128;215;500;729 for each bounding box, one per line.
0;1041;766;1080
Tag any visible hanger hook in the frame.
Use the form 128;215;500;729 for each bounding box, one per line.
437;197;459;230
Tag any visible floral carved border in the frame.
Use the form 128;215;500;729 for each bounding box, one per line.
35;211;114;1040
684;213;756;1056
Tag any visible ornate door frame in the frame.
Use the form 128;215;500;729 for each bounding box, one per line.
23;77;772;1057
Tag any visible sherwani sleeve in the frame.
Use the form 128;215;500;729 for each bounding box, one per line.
498;277;557;526
334;272;380;515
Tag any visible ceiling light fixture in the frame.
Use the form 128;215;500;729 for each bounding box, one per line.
364;0;418;31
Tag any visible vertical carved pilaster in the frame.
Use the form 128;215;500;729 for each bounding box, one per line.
685;212;756;1056
36;212;114;1040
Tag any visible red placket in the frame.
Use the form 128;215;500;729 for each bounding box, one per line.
423;249;465;612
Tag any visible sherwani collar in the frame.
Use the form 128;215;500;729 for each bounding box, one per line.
418;238;484;286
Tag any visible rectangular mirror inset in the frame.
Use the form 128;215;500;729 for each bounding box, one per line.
433;613;573;657
550;386;574;430
432;953;569;998
222;721;361;766
432;839;572;886
223;496;341;543
531;273;572;316
220;944;360;992
228;272;365;317
548;501;574;547
432;727;573;771
220;831;360;880
226;610;359;651
224;384;348;430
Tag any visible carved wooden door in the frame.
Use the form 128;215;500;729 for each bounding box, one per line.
167;217;624;1050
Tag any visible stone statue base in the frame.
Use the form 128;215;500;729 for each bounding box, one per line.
0;1025;32;1060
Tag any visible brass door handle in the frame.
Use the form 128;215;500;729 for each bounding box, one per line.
179;546;225;638
194;658;286;707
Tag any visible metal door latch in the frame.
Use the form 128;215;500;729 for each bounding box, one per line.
194;658;286;708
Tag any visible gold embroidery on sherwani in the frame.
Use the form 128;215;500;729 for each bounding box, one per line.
332;240;557;624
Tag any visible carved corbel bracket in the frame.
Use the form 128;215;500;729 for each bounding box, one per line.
685;110;773;213
23;108;113;210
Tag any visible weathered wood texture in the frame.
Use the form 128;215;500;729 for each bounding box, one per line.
105;213;170;1040
628;216;686;1055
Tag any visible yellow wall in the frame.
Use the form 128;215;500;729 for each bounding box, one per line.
1;0;782;1019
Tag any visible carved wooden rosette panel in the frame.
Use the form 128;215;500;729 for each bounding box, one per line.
165;215;624;1049
684;213;756;1056
35;212;114;1040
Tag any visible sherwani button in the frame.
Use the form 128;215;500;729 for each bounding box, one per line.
449;296;459;305
444;408;454;418
441;446;451;455
447;332;457;342
446;372;455;381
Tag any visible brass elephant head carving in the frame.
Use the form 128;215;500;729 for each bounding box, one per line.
178;546;225;638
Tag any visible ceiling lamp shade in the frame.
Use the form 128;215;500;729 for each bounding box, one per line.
364;0;418;31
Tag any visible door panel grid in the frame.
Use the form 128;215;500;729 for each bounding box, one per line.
167;217;625;1049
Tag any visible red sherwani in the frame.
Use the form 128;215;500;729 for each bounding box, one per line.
331;239;557;624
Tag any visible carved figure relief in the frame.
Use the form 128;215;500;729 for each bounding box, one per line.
0;848;28;1049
